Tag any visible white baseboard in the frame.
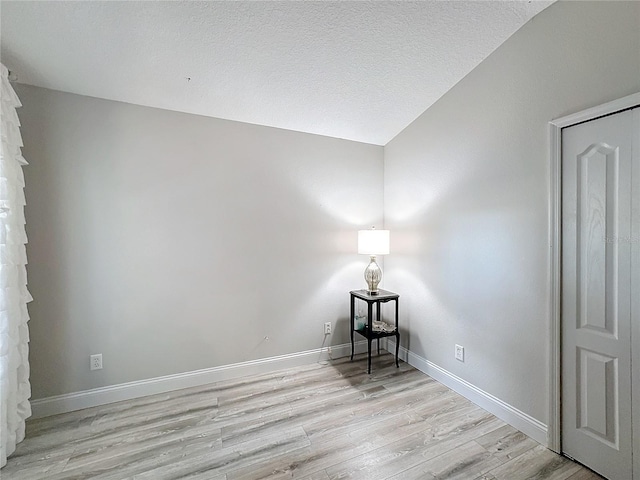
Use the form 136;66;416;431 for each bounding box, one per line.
386;340;548;446
30;341;369;419
31;339;548;446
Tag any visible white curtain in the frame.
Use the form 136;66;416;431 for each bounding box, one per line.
0;63;32;468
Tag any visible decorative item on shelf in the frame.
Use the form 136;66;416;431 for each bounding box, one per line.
355;313;367;330
371;320;396;333
358;226;390;295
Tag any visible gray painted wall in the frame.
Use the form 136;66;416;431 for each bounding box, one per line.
16;84;383;399
384;0;640;424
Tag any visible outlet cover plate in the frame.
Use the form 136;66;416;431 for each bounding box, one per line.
90;354;103;370
455;345;464;362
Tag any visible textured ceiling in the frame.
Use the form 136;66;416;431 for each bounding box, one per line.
1;1;552;145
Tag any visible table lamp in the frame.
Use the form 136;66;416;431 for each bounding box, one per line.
358;227;390;295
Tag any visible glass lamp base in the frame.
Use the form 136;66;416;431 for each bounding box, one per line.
364;256;382;294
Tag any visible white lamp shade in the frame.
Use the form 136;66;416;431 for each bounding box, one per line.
358;229;390;255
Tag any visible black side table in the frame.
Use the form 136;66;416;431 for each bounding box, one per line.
350;289;400;373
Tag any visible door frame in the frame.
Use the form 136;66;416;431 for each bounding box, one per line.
548;92;640;453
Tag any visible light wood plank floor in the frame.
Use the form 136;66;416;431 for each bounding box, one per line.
3;353;603;480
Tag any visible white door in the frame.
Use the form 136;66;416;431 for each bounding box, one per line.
633;108;640;480
562;108;639;479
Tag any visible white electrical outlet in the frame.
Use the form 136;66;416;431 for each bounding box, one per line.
324;322;332;335
90;354;103;371
455;345;464;362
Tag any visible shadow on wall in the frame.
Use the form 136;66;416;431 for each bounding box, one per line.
385;157;544;379
290;260;365;349
383;265;454;358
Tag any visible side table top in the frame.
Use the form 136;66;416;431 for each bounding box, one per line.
350;289;399;301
